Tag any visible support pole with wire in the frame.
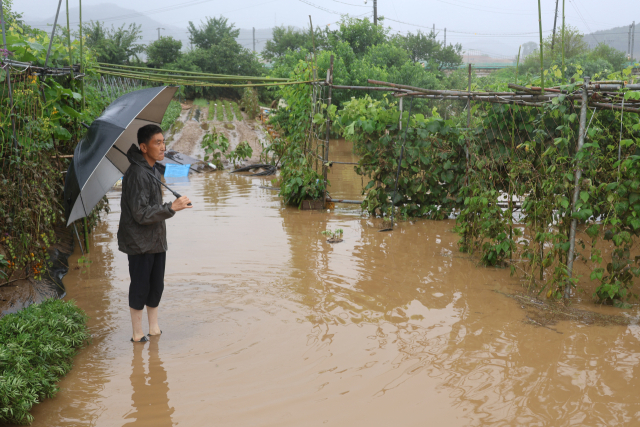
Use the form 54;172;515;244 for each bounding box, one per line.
566;76;590;299
65;0;74;81
562;0;566;84
322;55;334;209
537;0;545;93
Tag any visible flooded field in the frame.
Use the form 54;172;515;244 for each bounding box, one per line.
27;166;640;426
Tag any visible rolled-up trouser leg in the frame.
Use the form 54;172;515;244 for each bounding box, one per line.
128;252;166;310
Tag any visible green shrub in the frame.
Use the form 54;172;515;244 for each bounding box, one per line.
228;141;253;167
160;100;182;132
240;86;260;119
0;299;90;425
201;127;230;169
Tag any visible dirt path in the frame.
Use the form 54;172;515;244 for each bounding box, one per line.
166;101;267;168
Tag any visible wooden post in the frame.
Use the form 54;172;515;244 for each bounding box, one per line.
399;97;403;131
566;76;590;299
537;0;544;93
322;55;334;208
373;0;377;25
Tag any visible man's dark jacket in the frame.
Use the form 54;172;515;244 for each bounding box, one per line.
118;144;175;255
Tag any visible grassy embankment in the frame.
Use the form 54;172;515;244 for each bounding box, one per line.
0;299;90;425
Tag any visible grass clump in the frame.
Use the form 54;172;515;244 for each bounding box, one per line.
223;100;234;121
208;101;215;120
193;98;208;108
0;299;90;425
160;100;182;132
231;102;243;121
215;100;224;121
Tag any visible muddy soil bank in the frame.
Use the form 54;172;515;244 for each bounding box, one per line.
0;223;74;317
166;102;267;167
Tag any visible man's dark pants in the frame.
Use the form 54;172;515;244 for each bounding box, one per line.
128;252;166;310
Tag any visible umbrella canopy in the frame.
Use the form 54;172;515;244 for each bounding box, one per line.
64;86;178;226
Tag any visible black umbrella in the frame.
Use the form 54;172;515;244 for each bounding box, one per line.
64;86;180;226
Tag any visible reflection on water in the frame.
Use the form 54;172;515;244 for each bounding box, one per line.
124;338;174;427
25;171;640;427
326;139;363;202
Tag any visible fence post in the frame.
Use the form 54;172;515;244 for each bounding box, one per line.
322;55;334;209
565;76;590;299
399;97;403;131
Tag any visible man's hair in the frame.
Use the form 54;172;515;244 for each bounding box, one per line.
137;124;163;146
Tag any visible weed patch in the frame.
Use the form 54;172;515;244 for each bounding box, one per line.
0;299;90;425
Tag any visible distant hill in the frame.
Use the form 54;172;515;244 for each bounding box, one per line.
26;3;189;52
24;3;276;57
586;23;639;60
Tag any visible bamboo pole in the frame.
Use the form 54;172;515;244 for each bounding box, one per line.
65;0;74;80
566;76;590;299
45;0;64;67
322;55;334;209
562;0;566;84
84;217;89;254
0;2;18;154
537;0;545;93
96;69;316;87
97;63;292;81
79;0;85;110
466;63;471;184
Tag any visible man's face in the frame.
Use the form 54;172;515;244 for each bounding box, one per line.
140;132;165;163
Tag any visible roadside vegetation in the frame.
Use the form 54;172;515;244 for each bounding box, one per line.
0;299;90;425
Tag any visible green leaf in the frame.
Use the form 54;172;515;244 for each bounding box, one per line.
580;191;589;203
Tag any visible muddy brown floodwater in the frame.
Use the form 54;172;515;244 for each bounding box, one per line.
27;169;640;426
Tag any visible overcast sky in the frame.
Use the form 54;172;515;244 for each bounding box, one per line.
16;0;640;57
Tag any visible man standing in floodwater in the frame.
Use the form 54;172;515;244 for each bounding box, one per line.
117;124;192;343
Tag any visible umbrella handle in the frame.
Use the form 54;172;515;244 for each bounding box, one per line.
111;145;193;207
171;191;192;207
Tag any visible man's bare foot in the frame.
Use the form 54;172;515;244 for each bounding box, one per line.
147;306;161;336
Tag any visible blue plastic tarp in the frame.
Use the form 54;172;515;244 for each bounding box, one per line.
163;163;191;177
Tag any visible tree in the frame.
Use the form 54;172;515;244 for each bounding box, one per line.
83;21;144;64
147;36;182;66
187;16;239;50
522;42;538;57
262;26;328;62
400;30;440;63
331;17;387;56
590;43;626;71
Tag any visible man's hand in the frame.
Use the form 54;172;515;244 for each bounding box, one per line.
171;196;192;212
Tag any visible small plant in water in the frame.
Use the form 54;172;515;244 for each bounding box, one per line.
77;256;92;265
228;141;253;168
201;127;230;169
322;228;344;243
